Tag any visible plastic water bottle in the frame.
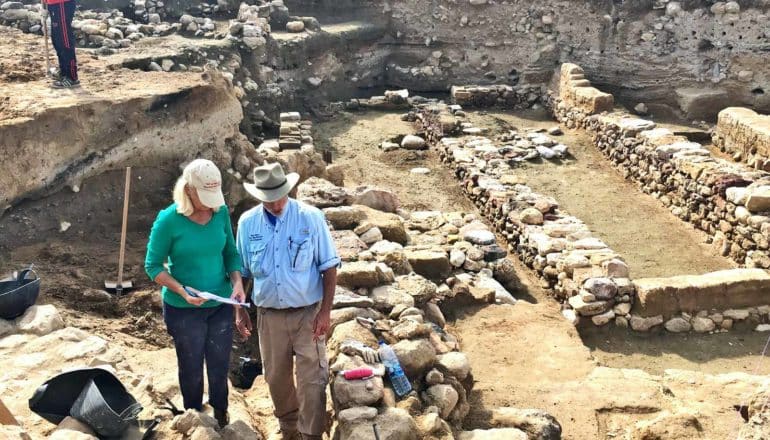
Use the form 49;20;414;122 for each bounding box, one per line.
378;341;412;397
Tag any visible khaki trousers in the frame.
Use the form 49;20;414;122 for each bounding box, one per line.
257;304;329;437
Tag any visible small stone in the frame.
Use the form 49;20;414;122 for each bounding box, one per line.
60;221;71;232
591;310;615;326
562;309;579;325
410;167;431;175
584;278;617;300
286;20;305;32
424;384;459;419
519;208;544;225
436;352;471;380
401;135;427;150
756;324;770;332
449;249;466;267
426;369;444;385
665;317;692;333
634;103;649;115
161;59;174;71
630;315;664;332
692;317;715;333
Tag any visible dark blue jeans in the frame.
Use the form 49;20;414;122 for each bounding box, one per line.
163;303;234;412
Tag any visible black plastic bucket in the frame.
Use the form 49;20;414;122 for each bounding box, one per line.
71;374;143;438
0;268;40;320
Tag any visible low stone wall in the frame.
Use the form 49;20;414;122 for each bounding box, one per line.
450;84;544;109
416;103;635;329
713;107;770;170
634;269;770;332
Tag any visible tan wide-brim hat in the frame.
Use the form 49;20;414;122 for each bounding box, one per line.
244;162;300;202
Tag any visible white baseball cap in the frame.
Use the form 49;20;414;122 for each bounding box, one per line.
183;159;225;208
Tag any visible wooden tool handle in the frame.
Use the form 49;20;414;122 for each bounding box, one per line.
117;167;131;286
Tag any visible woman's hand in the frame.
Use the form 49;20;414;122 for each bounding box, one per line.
235;308;252;341
183;292;207;307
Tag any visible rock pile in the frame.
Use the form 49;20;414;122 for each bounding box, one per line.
228;3;270;51
450;85;544;109
288;174;543;438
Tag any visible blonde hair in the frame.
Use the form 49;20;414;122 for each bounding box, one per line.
173;176;220;217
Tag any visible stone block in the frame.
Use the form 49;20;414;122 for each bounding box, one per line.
676;87;728;120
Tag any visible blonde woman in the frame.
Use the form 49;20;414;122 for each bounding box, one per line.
144;159;245;427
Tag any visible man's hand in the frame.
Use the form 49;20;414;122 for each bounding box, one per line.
312;308;331;342
235;308;252;341
230;284;247;304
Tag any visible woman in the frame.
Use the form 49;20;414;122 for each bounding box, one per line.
144;159;245;427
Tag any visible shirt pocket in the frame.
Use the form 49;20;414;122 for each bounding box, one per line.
289;237;314;272
250;241;268;278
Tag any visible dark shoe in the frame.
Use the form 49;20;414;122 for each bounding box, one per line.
214;409;229;428
52;77;80;89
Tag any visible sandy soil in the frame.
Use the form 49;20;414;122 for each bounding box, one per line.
313;111;476;213
466;109;736;279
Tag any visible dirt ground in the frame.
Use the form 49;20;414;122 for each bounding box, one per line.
466;109;735;279
312;111;476;213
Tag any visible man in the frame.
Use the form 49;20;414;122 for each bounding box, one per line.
235;163;340;440
45;0;79;88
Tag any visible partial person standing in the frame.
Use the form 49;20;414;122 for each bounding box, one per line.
235;163;340;440
144;159;246;427
45;0;79;88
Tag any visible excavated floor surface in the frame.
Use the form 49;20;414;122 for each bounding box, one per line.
465;108;736;279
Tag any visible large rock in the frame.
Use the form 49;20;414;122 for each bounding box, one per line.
338;408;418;440
297;177;349;208
630;315;664;332
396;273;438;304
350;187;400;213
332;376;384;409
437;352;471;380
458;428;528;440
405;249;451;281
676;87;729;120
370;285;415;312
664;317;692;333
337;262;388;288
490;408;562;440
392;338;437;378
16;305;65;336
328;320;378;354
357;205;408;245
324;206;365;230
333;230;369;261
391;320;431;340
220;421;263;440
409;211;445;232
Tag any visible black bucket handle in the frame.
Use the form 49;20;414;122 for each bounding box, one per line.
17;265;38;283
119;402;143;422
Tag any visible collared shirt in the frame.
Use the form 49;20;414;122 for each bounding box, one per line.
236;198;341;309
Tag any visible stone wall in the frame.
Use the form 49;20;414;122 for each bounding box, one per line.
547;62;770;332
416;103;636;329
713;107;770;170
557;63;614;115
449;84;544;109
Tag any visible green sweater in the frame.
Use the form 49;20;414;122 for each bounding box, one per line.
144;203;242;308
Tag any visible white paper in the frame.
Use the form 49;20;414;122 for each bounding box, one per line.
186;286;250;307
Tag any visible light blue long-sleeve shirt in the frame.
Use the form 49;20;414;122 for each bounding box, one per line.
236;198;341;309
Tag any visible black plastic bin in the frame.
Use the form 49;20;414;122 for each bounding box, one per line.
0;268;40;320
71;374;143;438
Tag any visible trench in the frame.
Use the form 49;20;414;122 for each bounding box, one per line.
313;109;770;439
